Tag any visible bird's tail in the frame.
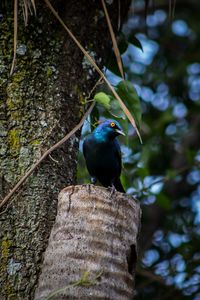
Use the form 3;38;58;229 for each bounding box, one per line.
114;177;125;193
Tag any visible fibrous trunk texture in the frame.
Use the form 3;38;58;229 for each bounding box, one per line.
34;185;141;300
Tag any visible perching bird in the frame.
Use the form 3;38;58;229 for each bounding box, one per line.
83;119;125;193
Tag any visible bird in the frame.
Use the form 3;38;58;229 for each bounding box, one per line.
83;119;125;193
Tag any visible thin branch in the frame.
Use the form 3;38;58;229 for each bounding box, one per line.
169;0;172;19
138;164;197;195
136;268;167;286
22;0;36;26
0;186;24;216
30;0;36;15
172;0;176;19
129;0;182;16
0;102;95;210
49;154;59;164
10;0;18;75
117;0;121;31
101;0;125;79
43;0;142;143
136;268;182;297
85;77;103;101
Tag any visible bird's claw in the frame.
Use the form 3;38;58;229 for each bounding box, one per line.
107;184;116;198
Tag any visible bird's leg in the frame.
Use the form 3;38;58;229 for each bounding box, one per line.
107;183;116;198
91;177;97;185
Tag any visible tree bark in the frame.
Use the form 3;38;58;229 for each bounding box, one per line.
34;185;141;300
0;1;131;299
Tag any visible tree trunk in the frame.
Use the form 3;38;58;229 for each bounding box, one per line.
34;185;141;300
0;1;131;299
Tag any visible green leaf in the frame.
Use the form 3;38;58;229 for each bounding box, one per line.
185;149;197;165
116;80;142;128
156;194;171;210
105;33;127;77
166;169;178;180
109;99;126;119
118;33;129;54
136;167;149;178
106;53;122;77
128;34;143;52
94;92;111;110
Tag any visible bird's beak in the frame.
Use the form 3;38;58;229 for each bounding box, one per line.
115;129;125;136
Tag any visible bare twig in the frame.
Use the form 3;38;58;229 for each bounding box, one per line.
117;0;121;30
0;102;95;210
138;164;196;195
43;0;142;143
30;0;36;15
10;0;18;75
85;77;103;101
136;268;181;297
172;0;176;19
169;0;172;19
136;268;166;287
22;0;36;26
169;0;177;20
49;154;59;164
0;187;24;216
101;0;125;79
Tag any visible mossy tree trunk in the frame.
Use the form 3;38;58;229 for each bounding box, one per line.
0;1;131;299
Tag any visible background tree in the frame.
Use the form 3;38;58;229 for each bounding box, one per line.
0;1;131;299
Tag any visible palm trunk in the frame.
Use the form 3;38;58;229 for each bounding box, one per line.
34;185;141;300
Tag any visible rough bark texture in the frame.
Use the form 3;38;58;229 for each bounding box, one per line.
34;185;141;300
0;1;131;299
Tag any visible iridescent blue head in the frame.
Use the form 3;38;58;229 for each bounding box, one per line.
93;119;125;141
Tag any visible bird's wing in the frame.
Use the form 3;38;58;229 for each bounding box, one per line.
83;135;91;158
113;139;125;192
83;139;86;158
114;177;125;193
114;139;122;172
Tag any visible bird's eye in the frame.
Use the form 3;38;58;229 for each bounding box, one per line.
110;122;115;128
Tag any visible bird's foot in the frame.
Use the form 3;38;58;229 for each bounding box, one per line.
107;184;116;198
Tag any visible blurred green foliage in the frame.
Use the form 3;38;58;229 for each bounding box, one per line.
78;0;200;299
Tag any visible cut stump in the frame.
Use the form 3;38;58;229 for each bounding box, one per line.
34;185;141;300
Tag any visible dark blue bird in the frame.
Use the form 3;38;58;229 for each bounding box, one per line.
83;119;125;193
